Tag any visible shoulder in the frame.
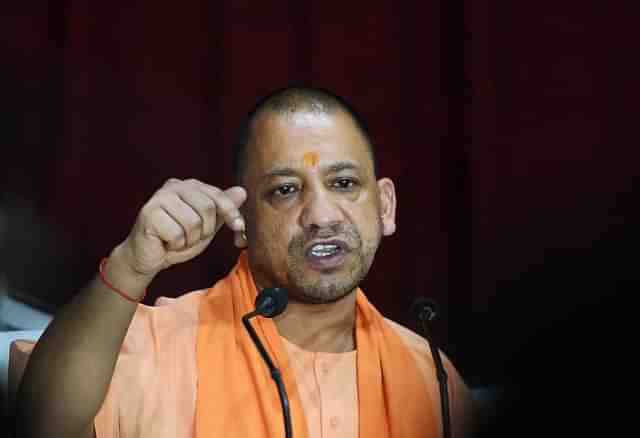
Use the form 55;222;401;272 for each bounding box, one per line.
148;288;207;319
383;318;478;437
382;317;469;396
136;288;206;319
383;317;463;374
122;289;207;353
384;317;432;357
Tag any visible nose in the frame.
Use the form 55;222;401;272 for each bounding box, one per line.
299;187;344;232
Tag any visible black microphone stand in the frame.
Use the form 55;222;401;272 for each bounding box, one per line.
242;288;293;438
414;299;451;438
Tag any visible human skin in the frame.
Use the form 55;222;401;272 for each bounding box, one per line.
15;180;248;438
15;106;398;438
241;109;397;352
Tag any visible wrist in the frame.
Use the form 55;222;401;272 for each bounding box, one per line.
103;245;155;301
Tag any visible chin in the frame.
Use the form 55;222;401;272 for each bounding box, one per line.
287;269;363;304
294;287;354;304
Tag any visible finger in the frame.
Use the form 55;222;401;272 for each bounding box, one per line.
223;186;248;208
147;208;186;250
198;185;247;232
175;188;217;238
160;195;203;247
234;228;248;249
161;177;182;188
223;187;248;243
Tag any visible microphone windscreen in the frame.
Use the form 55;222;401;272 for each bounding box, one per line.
410;296;439;321
255;287;289;318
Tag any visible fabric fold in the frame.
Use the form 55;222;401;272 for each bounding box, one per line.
196;252;437;438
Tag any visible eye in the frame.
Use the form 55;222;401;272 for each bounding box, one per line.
272;183;299;198
332;178;357;191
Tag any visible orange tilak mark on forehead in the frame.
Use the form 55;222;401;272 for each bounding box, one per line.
302;151;320;168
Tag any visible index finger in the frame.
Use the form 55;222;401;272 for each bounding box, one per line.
197;184;247;233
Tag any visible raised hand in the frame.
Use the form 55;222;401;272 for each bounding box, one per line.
114;178;247;281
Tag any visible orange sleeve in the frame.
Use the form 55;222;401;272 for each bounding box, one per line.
94;292;203;438
9;291;204;438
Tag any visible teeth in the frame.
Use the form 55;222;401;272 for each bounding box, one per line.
310;244;339;257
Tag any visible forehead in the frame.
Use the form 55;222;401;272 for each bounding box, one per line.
246;110;373;178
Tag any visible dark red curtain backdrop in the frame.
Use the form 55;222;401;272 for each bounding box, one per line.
2;2;638;390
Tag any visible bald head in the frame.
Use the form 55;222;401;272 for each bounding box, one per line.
231;86;378;185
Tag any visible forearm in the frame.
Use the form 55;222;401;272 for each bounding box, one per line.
15;246;152;438
14;178;245;437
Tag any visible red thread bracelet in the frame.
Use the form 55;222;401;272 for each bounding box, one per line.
99;258;147;303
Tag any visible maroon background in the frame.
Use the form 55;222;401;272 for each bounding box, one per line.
2;1;638;402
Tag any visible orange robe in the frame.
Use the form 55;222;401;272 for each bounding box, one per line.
11;253;475;437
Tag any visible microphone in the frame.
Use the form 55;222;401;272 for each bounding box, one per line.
410;296;439;323
242;287;292;438
254;286;289;318
410;296;451;438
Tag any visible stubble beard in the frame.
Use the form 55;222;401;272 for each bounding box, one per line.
285;222;382;304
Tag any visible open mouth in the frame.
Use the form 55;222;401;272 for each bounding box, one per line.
304;240;349;270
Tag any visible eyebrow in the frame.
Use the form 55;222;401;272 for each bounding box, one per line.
325;161;359;174
260;160;361;183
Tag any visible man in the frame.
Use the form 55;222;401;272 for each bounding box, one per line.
15;87;475;438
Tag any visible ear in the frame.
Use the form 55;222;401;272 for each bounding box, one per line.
377;178;397;236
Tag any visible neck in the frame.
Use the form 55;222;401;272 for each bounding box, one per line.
273;291;357;353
